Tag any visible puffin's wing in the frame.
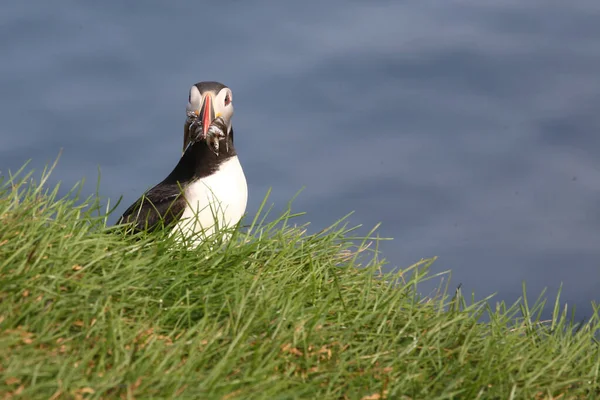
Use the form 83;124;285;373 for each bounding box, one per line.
117;184;187;232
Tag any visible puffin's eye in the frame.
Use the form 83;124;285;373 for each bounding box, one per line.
224;94;231;106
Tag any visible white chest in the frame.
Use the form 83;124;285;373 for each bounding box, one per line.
172;156;248;246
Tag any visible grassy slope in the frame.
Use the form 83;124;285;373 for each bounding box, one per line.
1;167;599;400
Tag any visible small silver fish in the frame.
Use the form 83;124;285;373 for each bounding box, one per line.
186;112;202;142
206;122;227;155
214;117;229;153
184;115;228;155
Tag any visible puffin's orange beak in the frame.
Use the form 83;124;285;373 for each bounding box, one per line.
199;95;213;137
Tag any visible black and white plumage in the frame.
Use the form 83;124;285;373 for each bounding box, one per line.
117;81;248;246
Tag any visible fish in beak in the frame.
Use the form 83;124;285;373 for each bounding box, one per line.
183;94;215;154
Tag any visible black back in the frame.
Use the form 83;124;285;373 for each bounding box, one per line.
117;130;236;233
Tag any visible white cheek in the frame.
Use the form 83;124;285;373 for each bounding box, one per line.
187;87;201;112
222;106;234;120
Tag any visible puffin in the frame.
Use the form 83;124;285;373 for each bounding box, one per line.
117;81;248;246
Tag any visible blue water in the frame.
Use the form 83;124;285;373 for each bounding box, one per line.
2;1;599;317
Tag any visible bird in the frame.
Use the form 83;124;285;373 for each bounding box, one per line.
117;81;248;247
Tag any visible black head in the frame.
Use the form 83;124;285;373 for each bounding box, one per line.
183;81;234;152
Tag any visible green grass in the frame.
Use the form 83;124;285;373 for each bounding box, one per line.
1;163;600;400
